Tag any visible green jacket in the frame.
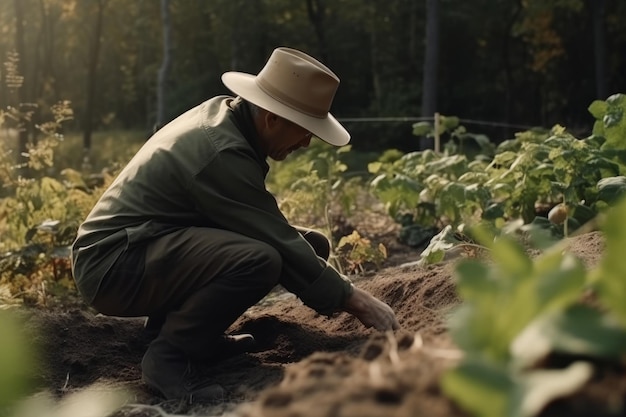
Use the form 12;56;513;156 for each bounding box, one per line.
71;96;353;315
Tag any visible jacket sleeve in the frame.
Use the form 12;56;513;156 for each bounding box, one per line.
188;148;353;315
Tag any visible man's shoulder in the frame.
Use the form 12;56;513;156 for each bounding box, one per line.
152;96;247;150
198;97;253;153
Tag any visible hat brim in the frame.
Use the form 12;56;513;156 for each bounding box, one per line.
222;72;350;147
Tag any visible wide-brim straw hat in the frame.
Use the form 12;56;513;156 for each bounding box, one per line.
221;47;350;147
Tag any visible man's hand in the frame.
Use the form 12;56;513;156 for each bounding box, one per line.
343;286;400;331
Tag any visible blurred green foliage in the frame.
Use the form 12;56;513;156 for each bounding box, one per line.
0;311;36;411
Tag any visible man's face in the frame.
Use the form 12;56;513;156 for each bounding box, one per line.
262;117;313;161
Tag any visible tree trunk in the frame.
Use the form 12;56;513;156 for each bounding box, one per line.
13;0;29;167
370;29;381;113
408;0;419;74
306;0;328;62
155;0;172;132
501;1;523;138
38;0;58;99
83;0;106;152
591;0;607;99
420;0;439;150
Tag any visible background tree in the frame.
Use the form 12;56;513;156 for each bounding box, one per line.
306;0;329;62
591;0;607;99
420;0;439;150
82;0;107;152
0;0;624;156
155;0;171;131
12;0;30;164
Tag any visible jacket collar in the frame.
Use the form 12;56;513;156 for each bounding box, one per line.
230;96;270;176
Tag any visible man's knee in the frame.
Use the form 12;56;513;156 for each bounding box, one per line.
297;227;331;260
241;241;282;290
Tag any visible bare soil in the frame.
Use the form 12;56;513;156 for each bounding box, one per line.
19;229;624;417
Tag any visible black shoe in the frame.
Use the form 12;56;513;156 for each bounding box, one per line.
142;338;224;403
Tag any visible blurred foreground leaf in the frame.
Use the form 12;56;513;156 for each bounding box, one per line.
512;305;626;366
0;311;35;410
442;358;592;417
596;197;626;325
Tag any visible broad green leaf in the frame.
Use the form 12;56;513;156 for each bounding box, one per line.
490;235;532;279
442;358;592;417
570;203;596;225
367;161;382;174
507;153;525;171
520;216;560;249
550;124;566;135
469;133;493;150
442;182;466;201
490;183;513;201
607;93;626;106
468;159;489;171
584;157;620;177
596;196;626;325
424;173;449;190
483;203;504;220
599;93;626;150
451;257;531;360
592;119;606;137
491;150;519;167
441;115;460;131
533;251;586;311
449;302;499;355
416;148;439;163
425;154;468;178
370;173;422;214
458;171;489;184
596;176;626;204
417;225;461;265
0;312;35;408
512;305;626;366
588;100;609;119
454;260;497;300
464;183;491;207
412;121;432;137
441;358;512;417
583;134;605;148
337;144;351;153
603;111;623;128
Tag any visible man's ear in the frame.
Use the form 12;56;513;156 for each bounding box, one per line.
264;111;281;129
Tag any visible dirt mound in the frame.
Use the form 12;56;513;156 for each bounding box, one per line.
18;230;619;417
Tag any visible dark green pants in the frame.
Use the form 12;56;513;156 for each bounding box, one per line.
92;226;330;359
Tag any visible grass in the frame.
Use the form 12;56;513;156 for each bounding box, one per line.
56;129;148;173
0;128;148;175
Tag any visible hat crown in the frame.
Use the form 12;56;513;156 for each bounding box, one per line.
255;48;339;119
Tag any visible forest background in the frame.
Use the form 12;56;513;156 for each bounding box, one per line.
1;0;625;160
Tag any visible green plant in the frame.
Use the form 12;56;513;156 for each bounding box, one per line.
0;311;35;411
335;230;387;274
368;146;490;246
413;115;496;160
440;196;626;417
369;95;626;248
0;309;128;417
0;63;112;304
267;141;368;270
